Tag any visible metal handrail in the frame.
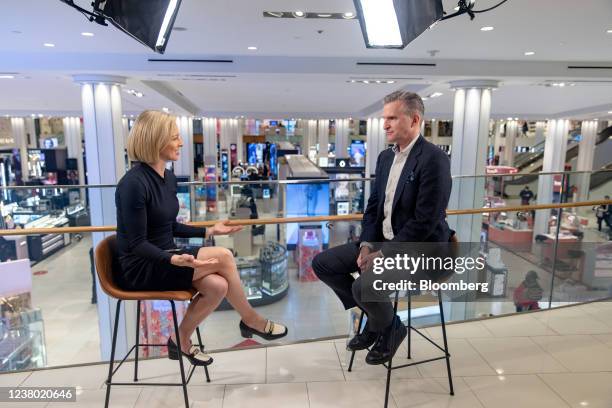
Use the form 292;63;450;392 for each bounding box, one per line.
1;169;611;190
0;200;609;237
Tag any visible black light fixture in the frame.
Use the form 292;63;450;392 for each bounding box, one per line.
353;0;444;49
353;0;510;49
59;0;183;54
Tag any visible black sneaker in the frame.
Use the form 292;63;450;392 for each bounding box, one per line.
365;316;407;365
347;322;378;351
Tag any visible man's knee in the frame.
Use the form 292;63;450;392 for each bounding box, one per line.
312;251;327;278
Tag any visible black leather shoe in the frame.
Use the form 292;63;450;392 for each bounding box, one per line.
239;320;288;341
347;322;378;351
365;316;407;365
167;338;213;366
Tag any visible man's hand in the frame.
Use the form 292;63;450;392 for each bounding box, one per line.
357;246;371;271
360;250;383;273
171;254;219;268
208;220;243;237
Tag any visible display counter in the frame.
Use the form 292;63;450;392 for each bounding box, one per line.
219;241;289;310
24;214;70;262
0;259;46;372
488;224;533;252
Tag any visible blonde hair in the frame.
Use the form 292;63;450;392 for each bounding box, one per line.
127;110;177;163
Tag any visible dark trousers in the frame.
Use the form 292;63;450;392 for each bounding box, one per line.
312;242;394;332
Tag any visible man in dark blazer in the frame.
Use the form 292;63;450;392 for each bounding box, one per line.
313;90;452;365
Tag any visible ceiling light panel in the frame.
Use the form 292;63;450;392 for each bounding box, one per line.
263;11;356;19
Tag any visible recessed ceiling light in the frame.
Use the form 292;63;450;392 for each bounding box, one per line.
524;51;535;56
81;32;94;37
363;80;369;84
317;13;332;18
350;80;356;83
0;75;15;79
293;10;305;17
162;107;169;113
607;29;612;34
388;80;395;84
343;12;355;19
480;26;494;31
44;43;55;47
247;46;257;50
430;92;443;98
608;111;612;114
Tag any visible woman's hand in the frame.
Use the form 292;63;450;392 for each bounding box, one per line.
208;220;243;237
171;253;219;268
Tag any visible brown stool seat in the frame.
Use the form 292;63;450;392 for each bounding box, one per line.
95;234;197;301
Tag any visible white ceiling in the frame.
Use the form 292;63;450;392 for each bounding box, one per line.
1;0;612;119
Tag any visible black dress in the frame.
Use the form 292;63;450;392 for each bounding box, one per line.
115;162;206;291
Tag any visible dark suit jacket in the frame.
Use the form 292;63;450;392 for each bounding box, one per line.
360;136;452;244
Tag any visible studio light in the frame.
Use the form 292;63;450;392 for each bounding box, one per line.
353;0;444;49
59;0;183;54
353;0;509;49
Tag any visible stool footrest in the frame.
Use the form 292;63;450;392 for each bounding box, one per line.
387;355;448;370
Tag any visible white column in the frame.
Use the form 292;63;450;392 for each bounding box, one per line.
10;117;29;182
575;120;598;202
24;117;36;148
503;120;518;166
534;121;546;146
430;119;439;145
317;120;329;164
74;75;129;360
335;118;350;158
173;116;194;178
202;117;218;169
448;80;498;242
493;120;503;163
304;120;318;159
364;117;386;201
534;119;570;237
63;116;86;195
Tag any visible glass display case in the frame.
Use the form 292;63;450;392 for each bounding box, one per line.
0;293;46;373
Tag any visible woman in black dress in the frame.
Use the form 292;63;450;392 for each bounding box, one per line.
115;111;287;366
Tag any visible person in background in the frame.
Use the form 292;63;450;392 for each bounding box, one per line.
513;270;543;312
594;203;607;231
519;185;534;205
115;111;287;367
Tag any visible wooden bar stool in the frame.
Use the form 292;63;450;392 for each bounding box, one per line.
95;235;211;408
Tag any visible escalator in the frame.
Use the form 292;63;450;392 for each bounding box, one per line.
506;125;612;187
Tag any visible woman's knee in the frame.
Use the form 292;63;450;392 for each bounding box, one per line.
198;246;234;265
199;274;228;297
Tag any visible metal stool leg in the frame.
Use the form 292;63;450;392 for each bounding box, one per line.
195;326;211;383
134;300;140;382
170;301;190;408
384;292;400;408
438;289;454;396
347;310;365;372
104;299;121;408
407;290;412;359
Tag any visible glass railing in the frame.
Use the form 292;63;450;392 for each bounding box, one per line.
0;171;610;374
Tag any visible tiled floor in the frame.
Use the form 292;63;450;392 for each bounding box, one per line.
4;300;612;407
